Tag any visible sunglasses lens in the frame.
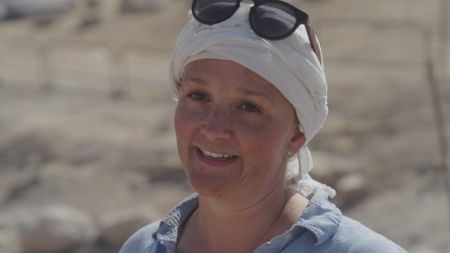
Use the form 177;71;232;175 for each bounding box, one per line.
193;0;239;24
251;2;297;39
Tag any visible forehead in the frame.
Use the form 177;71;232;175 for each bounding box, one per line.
181;59;283;97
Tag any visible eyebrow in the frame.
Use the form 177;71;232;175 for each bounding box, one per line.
181;76;207;85
237;86;275;106
179;77;208;90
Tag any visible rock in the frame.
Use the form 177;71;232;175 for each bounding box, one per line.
76;0;101;31
1;164;40;203
86;0;99;8
99;209;156;248
311;151;360;187
409;245;438;253
0;230;21;253
147;152;185;184
16;205;97;253
0;2;7;20
334;173;369;210
78;11;100;30
0;129;56;170
73;243;111;253
120;0;162;14
1;0;74;20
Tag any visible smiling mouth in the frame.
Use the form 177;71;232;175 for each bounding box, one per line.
197;147;237;160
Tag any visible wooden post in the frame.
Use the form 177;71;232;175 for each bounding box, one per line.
108;48;129;100
423;27;450;231
36;40;53;92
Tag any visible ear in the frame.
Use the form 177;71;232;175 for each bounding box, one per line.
287;129;306;155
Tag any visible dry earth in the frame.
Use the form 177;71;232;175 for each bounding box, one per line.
0;0;449;252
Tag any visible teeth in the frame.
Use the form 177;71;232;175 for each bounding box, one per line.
200;148;234;160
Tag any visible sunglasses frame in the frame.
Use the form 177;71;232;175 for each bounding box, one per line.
191;0;322;64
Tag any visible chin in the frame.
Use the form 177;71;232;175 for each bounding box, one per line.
188;170;235;198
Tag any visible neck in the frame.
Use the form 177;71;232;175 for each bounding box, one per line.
189;181;303;253
199;179;287;221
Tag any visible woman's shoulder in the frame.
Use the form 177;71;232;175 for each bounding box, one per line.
119;193;199;253
287;189;407;253
119;220;162;253
327;215;407;253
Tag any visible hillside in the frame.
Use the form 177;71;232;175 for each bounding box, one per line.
0;0;449;252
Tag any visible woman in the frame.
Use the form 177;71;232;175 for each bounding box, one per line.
120;1;407;252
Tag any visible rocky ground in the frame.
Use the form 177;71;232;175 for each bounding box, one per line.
0;0;449;252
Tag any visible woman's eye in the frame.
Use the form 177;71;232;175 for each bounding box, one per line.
188;92;207;101
240;103;261;113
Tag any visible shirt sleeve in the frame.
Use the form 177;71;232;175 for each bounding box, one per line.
333;217;408;253
119;221;161;253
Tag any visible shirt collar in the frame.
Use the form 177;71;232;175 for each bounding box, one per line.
155;193;199;244
296;188;343;245
154;189;342;246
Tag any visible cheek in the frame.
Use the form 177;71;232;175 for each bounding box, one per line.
174;104;201;137
174;106;185;135
174;107;185;142
236;120;286;160
236;124;287;185
174;105;196;152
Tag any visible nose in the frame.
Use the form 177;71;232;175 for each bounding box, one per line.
200;106;233;141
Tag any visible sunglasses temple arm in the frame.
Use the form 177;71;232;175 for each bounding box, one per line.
305;24;323;65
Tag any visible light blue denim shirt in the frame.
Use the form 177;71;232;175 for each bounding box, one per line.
120;189;407;253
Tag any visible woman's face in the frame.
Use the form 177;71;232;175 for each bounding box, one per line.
175;59;305;200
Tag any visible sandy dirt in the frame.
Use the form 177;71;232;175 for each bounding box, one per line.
0;0;449;252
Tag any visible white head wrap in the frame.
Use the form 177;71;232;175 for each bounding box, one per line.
170;4;336;198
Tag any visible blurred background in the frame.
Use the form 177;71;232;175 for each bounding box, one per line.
0;0;449;252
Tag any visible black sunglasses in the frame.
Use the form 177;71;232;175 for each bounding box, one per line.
191;0;322;64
